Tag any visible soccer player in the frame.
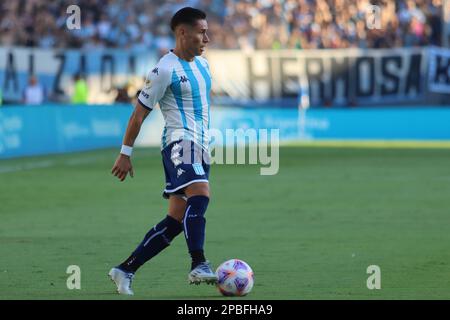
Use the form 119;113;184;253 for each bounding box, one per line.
109;7;215;295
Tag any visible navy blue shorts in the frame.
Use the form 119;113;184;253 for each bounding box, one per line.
161;140;210;199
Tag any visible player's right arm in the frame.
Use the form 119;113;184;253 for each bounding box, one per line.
111;65;170;182
111;102;150;181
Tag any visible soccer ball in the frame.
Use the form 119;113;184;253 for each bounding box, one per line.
215;259;254;296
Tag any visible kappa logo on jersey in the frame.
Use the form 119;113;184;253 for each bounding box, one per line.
141;91;149;99
177;168;185;178
171;151;181;161
171;147;182;167
152;67;159;75
172;143;181;152
179;75;189;83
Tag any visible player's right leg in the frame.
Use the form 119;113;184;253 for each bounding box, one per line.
109;195;186;295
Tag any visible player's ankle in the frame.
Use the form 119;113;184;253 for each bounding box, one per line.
190;250;206;270
117;263;137;274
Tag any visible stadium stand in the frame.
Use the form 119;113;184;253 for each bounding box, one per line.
0;0;444;51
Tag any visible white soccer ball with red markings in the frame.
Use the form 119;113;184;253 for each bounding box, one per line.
215;259;254;296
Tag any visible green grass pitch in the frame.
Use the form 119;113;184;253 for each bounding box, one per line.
1;142;450;299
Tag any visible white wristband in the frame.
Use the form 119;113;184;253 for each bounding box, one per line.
120;145;133;157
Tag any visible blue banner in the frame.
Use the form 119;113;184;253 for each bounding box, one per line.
212;106;450;142
1;105;450;159
0;104;133;159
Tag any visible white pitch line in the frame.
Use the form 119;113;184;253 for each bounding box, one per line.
0;160;56;173
64;155;106;166
0;155;107;174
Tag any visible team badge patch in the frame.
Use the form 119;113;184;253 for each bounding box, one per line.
144;79;152;90
192;163;205;175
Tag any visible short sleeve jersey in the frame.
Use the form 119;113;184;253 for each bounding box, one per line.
138;50;212;151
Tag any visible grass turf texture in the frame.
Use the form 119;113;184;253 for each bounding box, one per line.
1;142;450;299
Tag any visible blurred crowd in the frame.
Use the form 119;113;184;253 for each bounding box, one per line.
0;0;446;52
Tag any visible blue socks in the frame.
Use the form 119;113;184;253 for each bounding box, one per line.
119;215;183;273
183;195;210;269
118;195;210;273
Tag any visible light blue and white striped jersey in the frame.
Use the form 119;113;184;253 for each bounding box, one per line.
138;50;211;151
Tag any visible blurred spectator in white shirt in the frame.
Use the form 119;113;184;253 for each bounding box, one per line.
23;76;45;105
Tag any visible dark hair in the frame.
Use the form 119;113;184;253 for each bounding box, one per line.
170;7;206;32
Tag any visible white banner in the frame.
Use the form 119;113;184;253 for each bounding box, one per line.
428;47;450;94
1;46;448;105
0;47;156;103
205;47;427;106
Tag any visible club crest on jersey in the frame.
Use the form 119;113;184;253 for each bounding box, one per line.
144;79;152;89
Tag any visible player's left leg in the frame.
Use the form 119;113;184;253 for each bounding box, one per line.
160;139;216;284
